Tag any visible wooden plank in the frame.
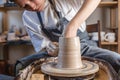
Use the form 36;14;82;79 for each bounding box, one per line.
0;60;7;74
2;10;8;32
31;74;44;80
101;41;118;45
118;0;120;53
0;7;23;11
99;1;118;7
110;8;116;28
31;71;44;80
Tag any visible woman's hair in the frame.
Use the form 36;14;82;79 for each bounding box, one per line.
9;0;14;2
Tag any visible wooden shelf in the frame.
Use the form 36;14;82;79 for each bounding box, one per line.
99;1;118;7
0;40;32;45
101;41;118;45
106;27;118;30
0;7;23;11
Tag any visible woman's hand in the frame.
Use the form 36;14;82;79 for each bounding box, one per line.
46;42;59;57
64;0;101;38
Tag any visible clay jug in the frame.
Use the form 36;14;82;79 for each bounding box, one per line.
57;37;83;69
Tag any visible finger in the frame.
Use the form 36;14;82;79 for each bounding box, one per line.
46;47;54;53
49;43;56;49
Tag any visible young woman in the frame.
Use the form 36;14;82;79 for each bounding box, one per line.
12;0;120;75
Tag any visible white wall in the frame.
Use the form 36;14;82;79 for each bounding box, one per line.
87;7;115;31
7;11;24;30
87;8;103;24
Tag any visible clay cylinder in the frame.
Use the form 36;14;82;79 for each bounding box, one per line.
56;37;83;69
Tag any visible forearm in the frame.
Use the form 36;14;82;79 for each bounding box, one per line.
64;0;101;38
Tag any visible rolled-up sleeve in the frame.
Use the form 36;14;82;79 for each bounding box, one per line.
22;11;51;53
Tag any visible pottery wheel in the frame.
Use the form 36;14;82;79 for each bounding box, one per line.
41;60;99;77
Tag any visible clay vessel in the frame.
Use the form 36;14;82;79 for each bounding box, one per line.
56;37;83;69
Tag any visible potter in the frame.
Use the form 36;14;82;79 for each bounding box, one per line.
41;0;100;77
10;0;120;80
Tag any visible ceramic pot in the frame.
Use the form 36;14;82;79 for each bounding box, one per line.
57;37;83;69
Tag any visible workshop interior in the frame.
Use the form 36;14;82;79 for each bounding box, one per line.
0;0;120;80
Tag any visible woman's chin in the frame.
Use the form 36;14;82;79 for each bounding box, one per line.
27;6;44;11
30;9;43;12
39;7;45;11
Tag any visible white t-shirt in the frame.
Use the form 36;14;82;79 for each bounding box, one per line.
22;0;86;52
